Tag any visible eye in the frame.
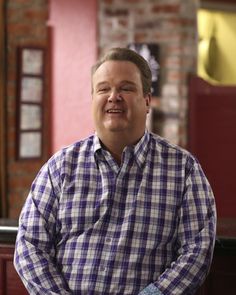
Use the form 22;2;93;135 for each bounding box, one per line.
120;85;135;92
121;87;130;91
97;87;109;93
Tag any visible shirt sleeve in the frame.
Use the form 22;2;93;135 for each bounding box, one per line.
138;283;163;294
145;156;216;295
14;154;72;295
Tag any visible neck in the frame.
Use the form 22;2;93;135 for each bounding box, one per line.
97;130;145;164
100;134;128;165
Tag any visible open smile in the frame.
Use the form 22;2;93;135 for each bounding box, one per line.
107;109;124;113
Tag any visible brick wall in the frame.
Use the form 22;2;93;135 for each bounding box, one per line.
6;0;49;218
98;0;199;146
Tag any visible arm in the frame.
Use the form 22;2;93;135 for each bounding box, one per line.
14;156;72;295
139;157;216;295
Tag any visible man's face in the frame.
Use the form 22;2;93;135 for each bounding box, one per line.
92;60;150;139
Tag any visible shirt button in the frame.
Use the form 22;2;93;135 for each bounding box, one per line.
113;210;118;217
106;237;112;243
100;265;106;272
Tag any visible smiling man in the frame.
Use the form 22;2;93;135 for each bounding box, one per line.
14;48;216;295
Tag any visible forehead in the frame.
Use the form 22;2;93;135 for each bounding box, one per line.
92;60;142;84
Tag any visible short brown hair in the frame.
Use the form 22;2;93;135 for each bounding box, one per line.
92;47;152;95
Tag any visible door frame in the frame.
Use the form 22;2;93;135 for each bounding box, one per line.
0;0;7;217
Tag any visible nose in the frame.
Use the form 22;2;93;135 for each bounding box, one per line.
108;89;122;102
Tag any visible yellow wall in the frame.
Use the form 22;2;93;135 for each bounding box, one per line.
198;9;236;85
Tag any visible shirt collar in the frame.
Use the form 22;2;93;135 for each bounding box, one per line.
133;130;150;169
93;131;150;169
93;133;102;154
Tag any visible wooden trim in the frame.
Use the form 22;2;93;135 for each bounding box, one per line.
201;0;236;4
0;244;28;294
200;0;236;11
0;0;7;217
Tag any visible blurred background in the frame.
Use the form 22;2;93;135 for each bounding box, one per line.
0;0;236;294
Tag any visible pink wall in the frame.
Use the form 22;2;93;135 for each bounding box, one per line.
49;0;97;153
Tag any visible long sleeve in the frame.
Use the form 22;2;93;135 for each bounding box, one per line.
14;157;72;295
139;158;216;295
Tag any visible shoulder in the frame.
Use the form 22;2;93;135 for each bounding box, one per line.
47;135;95;170
148;132;198;169
149;132;191;155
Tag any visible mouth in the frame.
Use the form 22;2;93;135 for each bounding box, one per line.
106;109;124;114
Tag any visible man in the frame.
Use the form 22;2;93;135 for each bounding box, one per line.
14;47;216;294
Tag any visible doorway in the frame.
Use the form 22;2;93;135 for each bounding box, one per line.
188;1;236;218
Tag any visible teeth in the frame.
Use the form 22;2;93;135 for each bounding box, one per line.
107;109;123;113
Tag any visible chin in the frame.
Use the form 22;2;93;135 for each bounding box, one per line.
107;127;126;133
103;123;126;132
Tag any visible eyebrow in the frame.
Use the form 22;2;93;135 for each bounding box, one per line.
95;80;137;87
95;82;109;88
119;80;137;87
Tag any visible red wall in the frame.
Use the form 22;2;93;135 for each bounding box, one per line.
188;76;236;218
49;0;97;153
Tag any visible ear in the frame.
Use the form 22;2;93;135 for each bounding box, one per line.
144;93;152;113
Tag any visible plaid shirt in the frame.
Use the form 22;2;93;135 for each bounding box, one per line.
14;131;216;295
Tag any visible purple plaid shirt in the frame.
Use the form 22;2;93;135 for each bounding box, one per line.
14;131;216;295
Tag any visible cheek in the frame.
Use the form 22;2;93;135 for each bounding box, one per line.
127;97;145;112
92;96;105;114
91;98;98;117
132;102;148;120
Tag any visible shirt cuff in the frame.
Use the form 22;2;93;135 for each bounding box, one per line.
138;283;163;295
